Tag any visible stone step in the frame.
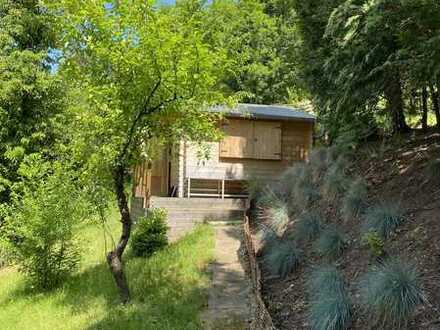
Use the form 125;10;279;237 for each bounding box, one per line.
166;210;245;222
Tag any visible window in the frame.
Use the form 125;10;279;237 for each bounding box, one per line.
219;119;282;160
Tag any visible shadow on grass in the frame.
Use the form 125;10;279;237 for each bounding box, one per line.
3;224;215;330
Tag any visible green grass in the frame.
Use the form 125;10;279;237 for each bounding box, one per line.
0;213;215;330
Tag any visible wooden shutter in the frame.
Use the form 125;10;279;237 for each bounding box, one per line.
253;121;282;160
219;119;254;158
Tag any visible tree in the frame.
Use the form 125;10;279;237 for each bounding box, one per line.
0;0;64;208
202;0;303;104
54;0;229;303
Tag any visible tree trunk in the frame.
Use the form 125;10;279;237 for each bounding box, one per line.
107;164;131;304
384;70;409;134
421;86;428;131
431;84;440;129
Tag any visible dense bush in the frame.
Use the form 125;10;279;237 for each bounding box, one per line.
362;203;404;239
1;163;86;290
263;240;303;279
307;265;352;330
341;179;368;220
294;211;323;241
315;226;347;260
131;208;168;257
359;260;425;328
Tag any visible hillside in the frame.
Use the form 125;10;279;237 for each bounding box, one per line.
252;131;440;330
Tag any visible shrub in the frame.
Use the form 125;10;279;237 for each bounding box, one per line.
341;179;368;220
307;265;352;330
362;203;404;239
131;208;168;257
315;226;347;260
263;240;303;278
294;211;323;241
426;158;440;181
1;163;85;290
359;260;425;328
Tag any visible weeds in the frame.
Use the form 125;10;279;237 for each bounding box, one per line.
359;260;425;328
315;226;347;260
263;240;303;279
307;265;352;330
362;203;404;239
342;179;368;220
361;232;385;257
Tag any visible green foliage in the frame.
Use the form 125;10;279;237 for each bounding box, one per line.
359;260;425;328
361;232;385;257
362;203;404;239
131;208;168;258
426;158;440;181
1;161;87;290
307;265;352;330
0;217;215;329
341;179;368;220
294;211;323;241
315;226;347;260
0;0;65;206
263;240;303;279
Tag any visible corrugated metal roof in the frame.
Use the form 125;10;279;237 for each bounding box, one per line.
208;103;315;122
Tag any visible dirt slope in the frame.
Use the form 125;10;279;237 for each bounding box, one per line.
256;131;440;330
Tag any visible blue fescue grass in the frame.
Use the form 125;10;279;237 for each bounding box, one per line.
308;147;329;182
265;201;290;234
341;178;368;220
426;158;440;181
294;211;323;241
359;259;426;328
362;202;404;239
314;226;347;260
307;265;352;330
322;159;350;201
263;240;303;279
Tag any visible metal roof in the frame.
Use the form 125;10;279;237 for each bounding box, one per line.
208;103;315;122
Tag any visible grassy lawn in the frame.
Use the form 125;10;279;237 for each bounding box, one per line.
0;214;215;330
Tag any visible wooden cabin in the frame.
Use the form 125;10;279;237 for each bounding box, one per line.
131;104;315;236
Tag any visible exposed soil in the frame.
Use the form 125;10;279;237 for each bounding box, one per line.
251;131;440;330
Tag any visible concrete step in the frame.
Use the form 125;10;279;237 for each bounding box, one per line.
150;197;248;210
166;210;245;222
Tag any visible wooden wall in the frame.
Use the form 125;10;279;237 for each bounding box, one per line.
184;119;313;181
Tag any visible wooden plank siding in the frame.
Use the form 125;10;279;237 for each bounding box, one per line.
185;119;313;181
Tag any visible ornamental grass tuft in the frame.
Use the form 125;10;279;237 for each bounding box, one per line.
362;202;404;239
263;240;303;279
314;226;347;260
341;178;368;220
426;158;440;181
307;265;352;330
294;211;323;241
359;259;425;328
